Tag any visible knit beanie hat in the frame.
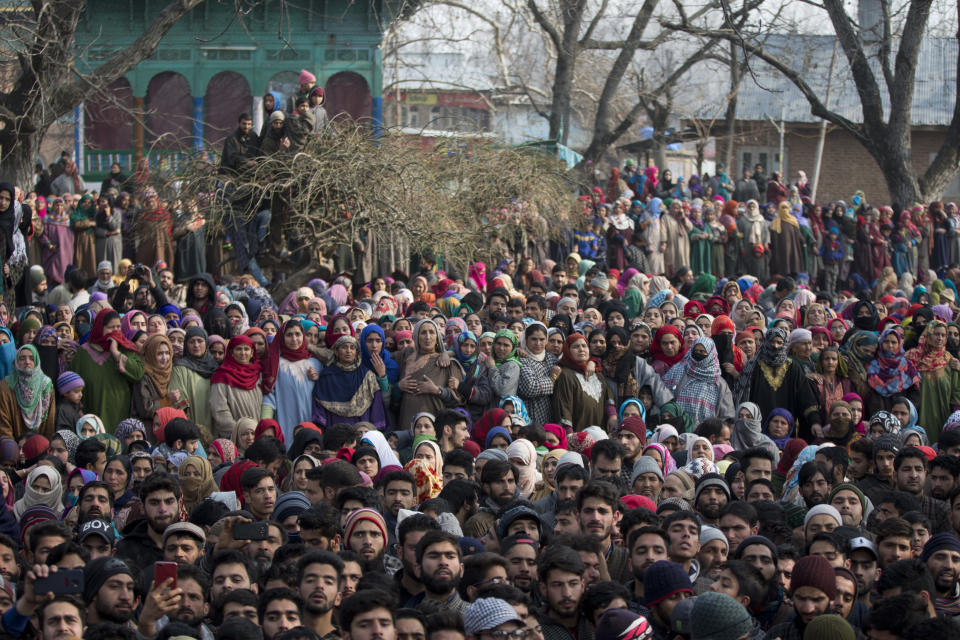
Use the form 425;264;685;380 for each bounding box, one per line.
920;532;960;562
834;567;858;597
873;434;901;456
84;557;133;603
344;508;387;547
632;456;664;484
591;273;609;290
803;504;842;530
828;483;867;515
656;497;692;514
596;608;653;640
299;68;316;85
273;491;311;524
790;555;837;599
619;416;648;444
801;614;855;640
700;526;728;550
269;110;286;122
643;561;693;607
733;535;777;561
620;495;657;512
694;473;730;502
29;265;46;287
689;592;752;640
56;371;84;394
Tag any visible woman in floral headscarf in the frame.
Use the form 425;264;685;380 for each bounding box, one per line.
0;344;55;438
905;320;960;441
404;458;442;503
866;326;921;414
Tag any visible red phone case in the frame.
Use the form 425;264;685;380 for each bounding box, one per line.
154;562;178;589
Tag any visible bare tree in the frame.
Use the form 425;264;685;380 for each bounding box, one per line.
669;0;960;209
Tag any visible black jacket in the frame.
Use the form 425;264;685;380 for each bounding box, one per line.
116;517;163;568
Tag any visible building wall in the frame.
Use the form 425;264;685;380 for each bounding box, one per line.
727;122;960;204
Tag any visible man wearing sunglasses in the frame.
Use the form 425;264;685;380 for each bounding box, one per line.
464;598;527;640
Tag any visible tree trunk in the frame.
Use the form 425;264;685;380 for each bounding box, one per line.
724;41;740;170
1;128;44;191
549;55;575;144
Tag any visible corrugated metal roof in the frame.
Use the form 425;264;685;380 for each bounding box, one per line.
731;33;958;126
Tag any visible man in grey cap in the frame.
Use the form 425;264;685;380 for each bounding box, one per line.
162;521;206;566
464;597;524;639
630;458;664;501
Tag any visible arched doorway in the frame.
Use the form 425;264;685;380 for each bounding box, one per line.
204;71;252;147
324;71;372;123
267;71;301;113
85;77;135;152
146;71;193;149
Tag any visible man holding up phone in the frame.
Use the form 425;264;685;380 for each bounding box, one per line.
0;563;86;639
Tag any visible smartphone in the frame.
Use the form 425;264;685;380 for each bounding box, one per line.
233;521;269;541
153;561;178;590
35;569;84;596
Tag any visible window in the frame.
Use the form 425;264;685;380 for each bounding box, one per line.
740;146;786;178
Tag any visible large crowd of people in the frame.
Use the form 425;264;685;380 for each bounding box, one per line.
0;102;959;640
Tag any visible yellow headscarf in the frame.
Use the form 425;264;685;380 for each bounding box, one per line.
771;201;799;233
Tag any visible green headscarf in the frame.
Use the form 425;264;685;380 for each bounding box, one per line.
659;400;694;433
69;194;95;227
15;316;41;347
689;273;717;298
622;288;644;319
5;345;53;430
493;329;521;366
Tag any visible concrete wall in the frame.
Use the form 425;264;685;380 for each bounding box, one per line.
724;121;960;204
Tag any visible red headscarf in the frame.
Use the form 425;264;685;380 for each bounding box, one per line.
776;438;808;474
255;419;284;444
710;315;735;336
324;314;355;348
650;325;686;367
210;335;262;390
543;424;568;450
472;408;509;446
683;300;704;319
84;311;138;356
559;333;590;373
152;407;187;442
261;320;312;395
244;327;268;360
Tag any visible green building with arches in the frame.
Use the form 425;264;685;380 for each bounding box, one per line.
77;0;393;181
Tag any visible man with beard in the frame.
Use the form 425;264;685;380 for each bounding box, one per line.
406;530;467;614
616;417;647;486
798;462;831;510
629;458;663;501
697;526;729;581
77;481;114;525
537;546;592;640
829;483;869;529
693;474;730;526
718;502;758;556
395;514;441;604
929;456;960;501
0;534;18;583
259;588;304;640
438;479;480;526
576;481;629;582
896;447;951;533
480;461;520;512
244;521;287;575
378;471;418;549
626;526;670;609
83;557;139;626
297;550;344;640
501;535;539;594
591;440;626;489
803;505;842;546
848;537;880;607
116;473;181;568
143;564;213;640
765;555;837;640
642;561;694;639
662;511;711;593
344;508;391;573
921;533;960;615
857;435;899;506
162;522;206;565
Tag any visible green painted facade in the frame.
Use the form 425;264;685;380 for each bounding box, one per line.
72;0;393;179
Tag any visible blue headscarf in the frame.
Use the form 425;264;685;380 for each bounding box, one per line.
499;395;530;426
619;398;646;422
485;426;513;449
359;324;398;384
314;336;368;404
0;327;14;380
